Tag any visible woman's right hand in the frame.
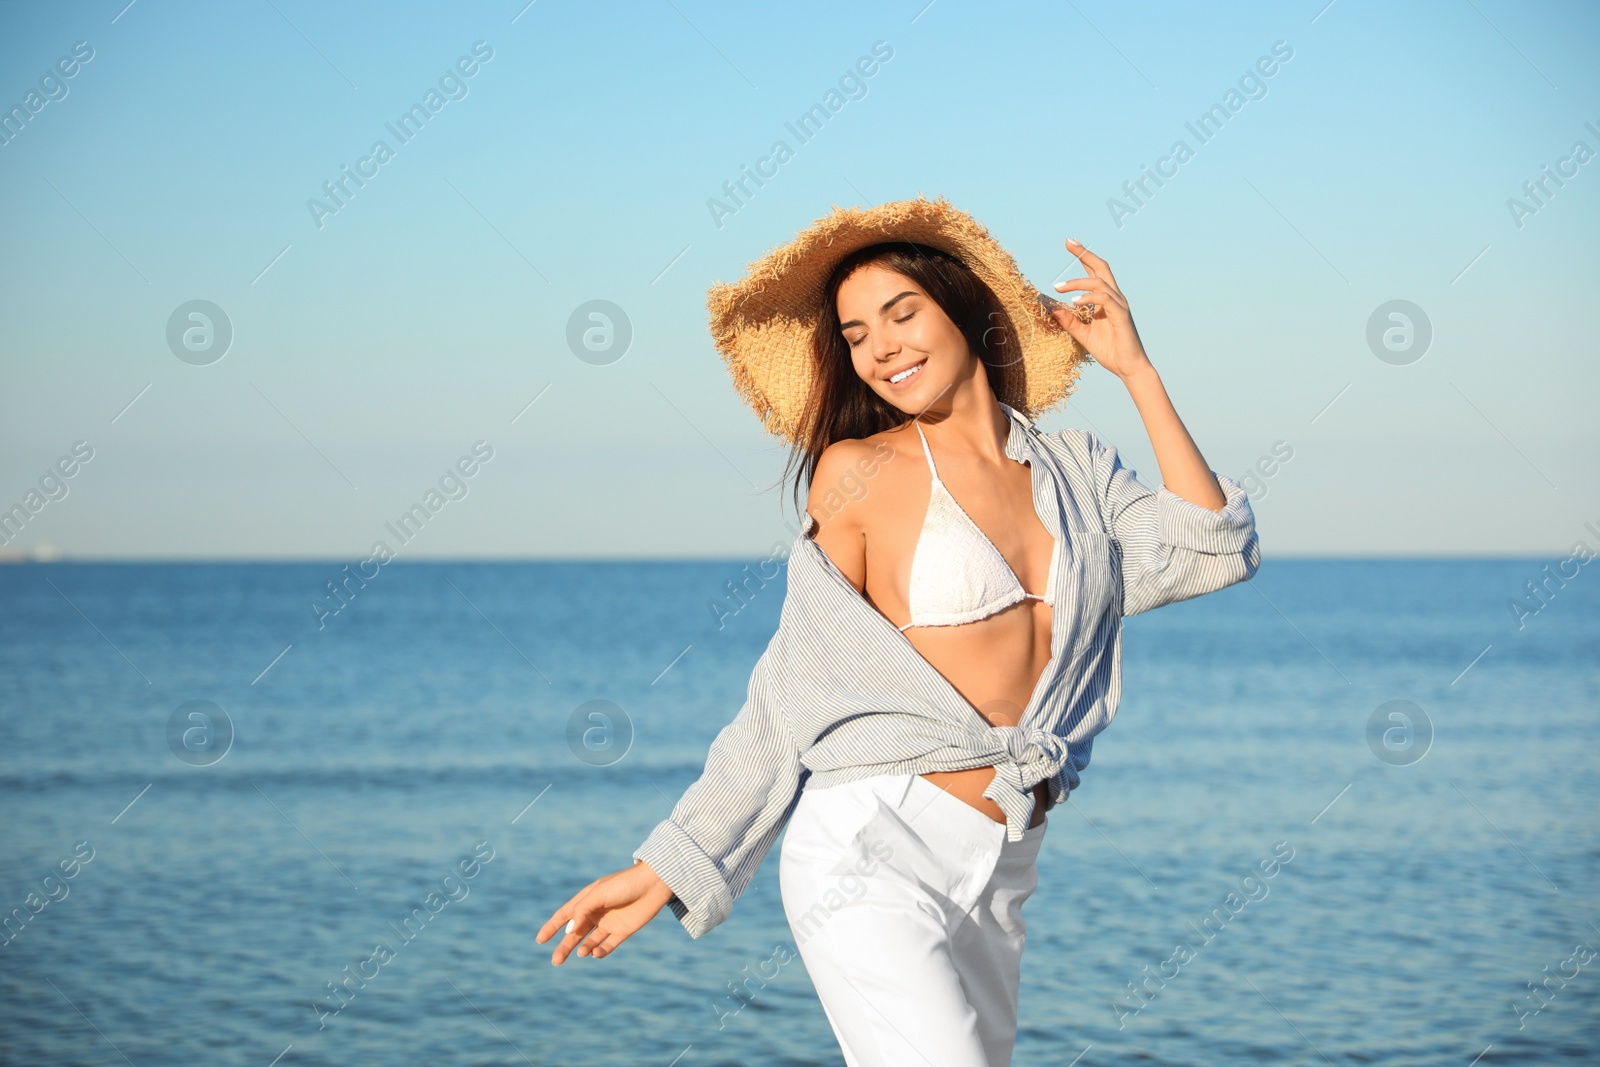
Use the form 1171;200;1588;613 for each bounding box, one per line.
535;859;676;964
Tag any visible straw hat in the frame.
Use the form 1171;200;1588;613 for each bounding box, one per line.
706;194;1094;446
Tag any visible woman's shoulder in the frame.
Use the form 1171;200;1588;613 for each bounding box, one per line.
806;424;916;532
1029;422;1113;472
812;425;917;490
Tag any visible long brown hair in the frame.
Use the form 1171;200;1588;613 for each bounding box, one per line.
784;241;1022;517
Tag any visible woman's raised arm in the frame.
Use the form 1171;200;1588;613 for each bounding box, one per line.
1049;237;1257;615
1052;236;1226;513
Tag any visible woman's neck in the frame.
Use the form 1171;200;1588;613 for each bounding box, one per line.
914;376;1009;463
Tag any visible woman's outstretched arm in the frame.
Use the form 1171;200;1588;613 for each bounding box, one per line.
535;439;881;962
537;630;807;958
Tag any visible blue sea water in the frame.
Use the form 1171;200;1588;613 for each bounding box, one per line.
0;558;1595;1066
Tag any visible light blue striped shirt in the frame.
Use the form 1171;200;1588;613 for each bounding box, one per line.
635;402;1259;938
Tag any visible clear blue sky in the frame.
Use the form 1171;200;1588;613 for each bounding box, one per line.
1;0;1595;559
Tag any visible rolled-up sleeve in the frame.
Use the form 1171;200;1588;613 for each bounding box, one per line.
632;631;806;939
1078;430;1260;616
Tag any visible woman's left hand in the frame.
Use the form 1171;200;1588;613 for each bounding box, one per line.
1049;238;1154;381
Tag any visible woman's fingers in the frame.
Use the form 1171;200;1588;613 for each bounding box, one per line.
575;924;615;958
542;863;670;965
572;925;601;957
553;890;635;963
536;872;608;945
547;889;601;966
1055;279;1126;310
550;898;603;964
535;903;573;944
587;929;626;959
1060;287;1125;317
563;911;634;961
1049;303;1096;343
1065;238;1122;290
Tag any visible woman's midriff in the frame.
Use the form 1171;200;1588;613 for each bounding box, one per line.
889;531;1057;832
919;767;1051;829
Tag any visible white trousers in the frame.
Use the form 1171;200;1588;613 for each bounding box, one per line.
779;772;1047;1067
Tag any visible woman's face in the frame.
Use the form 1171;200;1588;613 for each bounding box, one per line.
835;263;972;415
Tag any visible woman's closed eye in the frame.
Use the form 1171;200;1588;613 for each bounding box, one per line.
844;308;921;347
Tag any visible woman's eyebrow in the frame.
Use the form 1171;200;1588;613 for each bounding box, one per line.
839;291;918;331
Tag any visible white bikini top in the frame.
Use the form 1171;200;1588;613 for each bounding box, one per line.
897;422;1057;631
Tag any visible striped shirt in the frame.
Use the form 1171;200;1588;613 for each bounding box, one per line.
635;401;1259;938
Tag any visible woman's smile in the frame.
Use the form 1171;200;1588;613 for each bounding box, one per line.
885;358;927;388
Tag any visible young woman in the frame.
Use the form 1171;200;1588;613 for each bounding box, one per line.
537;197;1259;1066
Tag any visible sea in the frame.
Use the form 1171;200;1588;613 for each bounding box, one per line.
1;558;1595;1066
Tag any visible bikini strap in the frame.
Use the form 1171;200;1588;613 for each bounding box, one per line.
913;422;941;486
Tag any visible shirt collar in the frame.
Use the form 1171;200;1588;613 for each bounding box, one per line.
998;401;1036;464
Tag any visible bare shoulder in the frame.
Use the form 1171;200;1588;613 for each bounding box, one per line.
806;428;909;534
805;427;911;591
